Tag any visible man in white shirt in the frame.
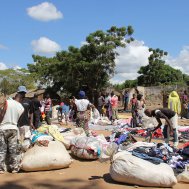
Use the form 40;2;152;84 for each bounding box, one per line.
0;92;24;173
73;91;92;136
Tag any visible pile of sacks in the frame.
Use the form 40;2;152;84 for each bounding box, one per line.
19;124;74;172
16;122;189;187
99;126;189;187
100;141;178;187
19;125;109;171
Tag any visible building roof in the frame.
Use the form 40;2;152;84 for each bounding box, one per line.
9;89;45;98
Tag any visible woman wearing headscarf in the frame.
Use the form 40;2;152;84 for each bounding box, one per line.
73;90;92;136
168;91;181;115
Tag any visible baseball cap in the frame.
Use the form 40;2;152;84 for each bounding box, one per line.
17;86;27;93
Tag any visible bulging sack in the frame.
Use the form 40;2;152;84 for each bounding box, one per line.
21;141;72;171
70;136;101;160
177;164;189;183
110;151;177;187
61;128;86;149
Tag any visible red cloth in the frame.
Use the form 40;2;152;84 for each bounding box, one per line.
182;142;189;148
153;128;163;138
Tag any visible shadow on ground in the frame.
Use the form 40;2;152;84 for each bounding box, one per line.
0;178;100;189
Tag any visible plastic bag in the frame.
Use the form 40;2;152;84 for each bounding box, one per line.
70;136;101;160
61;128;86;149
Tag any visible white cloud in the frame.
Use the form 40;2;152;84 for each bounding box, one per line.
80;41;89;46
111;40;151;84
27;2;63;22
111;42;189;84
31;37;61;54
0;62;8;70
13;66;22;70
0;44;8;50
166;46;189;75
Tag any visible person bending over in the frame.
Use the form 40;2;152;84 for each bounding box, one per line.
144;108;178;147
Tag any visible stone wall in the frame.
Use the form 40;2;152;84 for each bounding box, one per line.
137;85;189;109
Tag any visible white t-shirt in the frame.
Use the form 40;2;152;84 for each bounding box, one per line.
105;96;111;105
0;99;24;130
75;99;90;111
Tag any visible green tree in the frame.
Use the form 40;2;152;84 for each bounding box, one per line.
28;26;134;100
114;79;137;90
137;48;184;86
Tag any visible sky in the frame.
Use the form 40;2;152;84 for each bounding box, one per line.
0;0;189;83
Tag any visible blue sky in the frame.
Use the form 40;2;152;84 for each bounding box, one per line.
0;0;189;82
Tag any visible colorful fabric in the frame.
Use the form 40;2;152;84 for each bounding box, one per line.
76;111;90;136
37;125;64;143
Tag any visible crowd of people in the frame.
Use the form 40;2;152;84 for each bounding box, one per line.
0;85;56;173
0;84;189;174
128;89;189;148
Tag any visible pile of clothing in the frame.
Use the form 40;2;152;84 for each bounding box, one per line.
178;126;189;142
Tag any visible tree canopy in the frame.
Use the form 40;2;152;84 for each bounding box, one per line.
137;48;185;86
28;26;134;99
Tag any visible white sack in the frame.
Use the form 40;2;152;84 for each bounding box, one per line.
21;141;72;171
177;165;189;183
70;136;100;160
110;151;177;187
61;128;86;149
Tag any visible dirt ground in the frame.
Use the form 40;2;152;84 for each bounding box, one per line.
0;113;189;189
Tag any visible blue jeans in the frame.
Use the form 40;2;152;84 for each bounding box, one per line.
163;125;178;143
132;151;164;164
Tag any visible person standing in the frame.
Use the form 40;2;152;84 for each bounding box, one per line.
136;94;145;125
73;91;92;136
123;90;129;111
130;94;138;127
44;94;52;125
0;92;24;173
181;90;188;119
61;98;70;125
97;93;105;116
110;92;119;123
144;108;179;147
17;86;34;141
32;94;42;129
168;91;181;115
104;93;111;119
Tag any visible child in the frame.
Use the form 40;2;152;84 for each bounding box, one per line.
61;99;70;125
